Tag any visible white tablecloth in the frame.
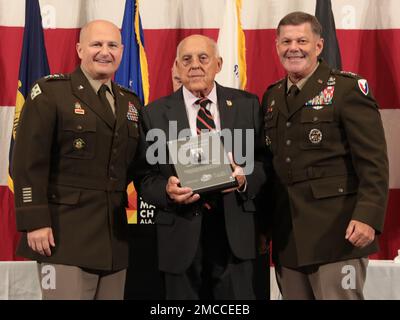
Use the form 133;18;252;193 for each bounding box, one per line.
271;260;400;300
0;261;42;300
1;259;399;300
364;260;400;300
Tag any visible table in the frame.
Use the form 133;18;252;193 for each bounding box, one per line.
364;260;400;300
1;259;399;300
0;261;42;299
270;260;400;300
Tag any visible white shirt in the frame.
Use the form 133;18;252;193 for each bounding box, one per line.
182;83;221;137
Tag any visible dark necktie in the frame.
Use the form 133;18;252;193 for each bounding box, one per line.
98;84;115;117
194;97;219;211
195;97;215;135
286;84;299;112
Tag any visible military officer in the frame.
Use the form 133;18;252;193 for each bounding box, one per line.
262;12;389;299
12;20;144;299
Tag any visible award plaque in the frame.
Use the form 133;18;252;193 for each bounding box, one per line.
167;131;238;194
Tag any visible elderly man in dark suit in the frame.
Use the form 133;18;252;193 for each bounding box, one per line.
12;20;144;299
140;34;268;299
262;11;389;299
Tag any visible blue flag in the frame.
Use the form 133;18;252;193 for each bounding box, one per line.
9;0;50;191
115;0;149;105
315;0;342;70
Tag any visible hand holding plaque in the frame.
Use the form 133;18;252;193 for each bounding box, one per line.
167;131;238;194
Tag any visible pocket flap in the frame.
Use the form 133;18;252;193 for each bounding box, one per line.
48;185;81;205
301;108;333;123
310;176;358;199
62;116;96;132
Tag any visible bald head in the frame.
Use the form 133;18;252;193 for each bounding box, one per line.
175;34;222;97
79;20;121;44
76;20;123;82
176;35;220;59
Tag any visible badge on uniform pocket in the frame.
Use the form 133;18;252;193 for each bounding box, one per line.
309;129;323;144
73;138;85;150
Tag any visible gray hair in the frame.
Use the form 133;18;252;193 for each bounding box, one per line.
277;11;322;37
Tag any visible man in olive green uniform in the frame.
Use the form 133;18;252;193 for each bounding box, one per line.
262;12;388;299
12;20;143;299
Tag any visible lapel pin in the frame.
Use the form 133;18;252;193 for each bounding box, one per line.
78;85;84;90
317;79;323;84
226;100;232;107
120;91;124;96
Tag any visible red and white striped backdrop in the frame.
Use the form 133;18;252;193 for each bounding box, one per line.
0;0;399;260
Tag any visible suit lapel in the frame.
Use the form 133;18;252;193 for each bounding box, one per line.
216;83;236;130
165;88;191;140
71;68;115;129
288;61;332;117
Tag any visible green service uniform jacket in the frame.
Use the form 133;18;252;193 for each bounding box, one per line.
262;60;389;268
12;67;143;271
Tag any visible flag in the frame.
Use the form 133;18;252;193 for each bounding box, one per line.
315;0;342;70
0;0;50;260
115;0;150;224
215;0;247;89
115;0;149;105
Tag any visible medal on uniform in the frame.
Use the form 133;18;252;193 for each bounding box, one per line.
74;102;85;115
306;85;335;107
309;129;323;144
323;86;335;103
127;102;138;122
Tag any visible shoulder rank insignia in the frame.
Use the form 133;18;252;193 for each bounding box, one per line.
44;73;69;81
340;70;358;77
335;70;360;79
30;83;42;100
117;84;137;96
